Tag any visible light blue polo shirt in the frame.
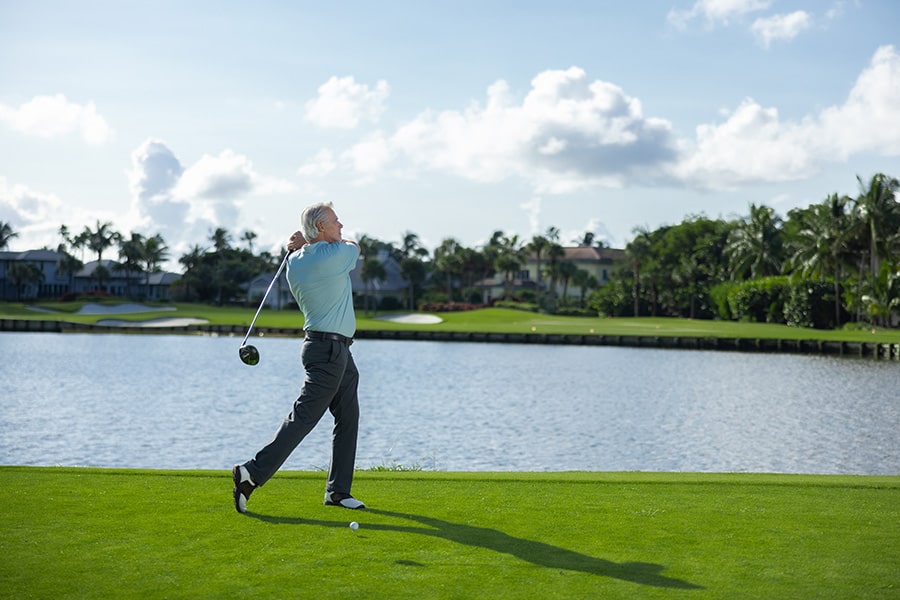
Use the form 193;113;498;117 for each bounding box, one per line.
286;240;359;338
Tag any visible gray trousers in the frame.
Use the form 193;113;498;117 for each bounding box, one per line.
245;337;360;495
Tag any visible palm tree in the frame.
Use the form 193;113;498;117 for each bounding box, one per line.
571;269;598;308
397;230;429;310
576;231;595;247
400;256;428;310
855;173;900;282
357;235;383;314
0;221;19;250
398;231;428;261
545;226;560;244
725;204;784;280
210;228;232;252
360;256;387;315
241;230;258;253
6;262;44;300
526;234;550;303
118;233;146;298
84;220;122;262
55;250;83;297
178;244;206;301
557;260;578;304
494;234;525;300
142;234;169;299
543;243;566;309
860;261;900;327
626;227;653;317
787;194;853;325
58;224;72;248
434;238;464;301
179;244;205;274
72;229;90;261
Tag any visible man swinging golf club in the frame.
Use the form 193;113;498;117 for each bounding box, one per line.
233;201;365;513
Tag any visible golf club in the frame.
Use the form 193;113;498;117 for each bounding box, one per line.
238;252;290;365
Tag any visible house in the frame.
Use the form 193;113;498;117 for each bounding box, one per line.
0;249;74;300
349;250;408;308
245;269;295;309
534;246;625;296
475;246;625;303
0;249;181;301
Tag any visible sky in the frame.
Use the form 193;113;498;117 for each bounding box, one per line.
1;0;899;270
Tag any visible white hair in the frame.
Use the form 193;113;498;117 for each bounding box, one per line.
300;201;333;241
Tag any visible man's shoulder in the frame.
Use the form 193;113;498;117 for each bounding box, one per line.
293;241;358;269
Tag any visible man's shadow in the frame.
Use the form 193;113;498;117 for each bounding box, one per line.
247;508;702;590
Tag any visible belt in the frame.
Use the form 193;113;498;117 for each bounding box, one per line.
305;331;353;345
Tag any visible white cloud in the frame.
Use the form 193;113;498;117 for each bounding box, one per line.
174;150;258;200
295;46;899;199
0;176;63;226
342;132;394;176
390;67;678;190
674;99;817;188
297;149;338;177
825;1;851;20
128;139;184;203
304;76;390;129
751;11;811;47
519;196;542;235
0;94;113;144
674;45;900;188
668;0;771;29
126;139;296;259
0;176;115;253
818;45;900;157
392;79;530;182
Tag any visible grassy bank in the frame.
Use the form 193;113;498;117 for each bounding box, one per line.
3;301;900;344
2;468;898;599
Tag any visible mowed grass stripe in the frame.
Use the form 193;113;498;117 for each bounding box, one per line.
2;468;898;599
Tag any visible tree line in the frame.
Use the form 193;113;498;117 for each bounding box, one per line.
597;173;899;329
1;172;898;328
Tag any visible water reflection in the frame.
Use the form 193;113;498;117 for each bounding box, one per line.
1;332;897;474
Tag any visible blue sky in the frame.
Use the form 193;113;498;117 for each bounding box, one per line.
1;0;899;269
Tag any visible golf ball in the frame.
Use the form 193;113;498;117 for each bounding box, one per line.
349;521;359;530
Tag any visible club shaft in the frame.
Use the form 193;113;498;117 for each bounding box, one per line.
240;252;291;347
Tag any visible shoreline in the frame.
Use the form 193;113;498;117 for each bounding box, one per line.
3;318;899;359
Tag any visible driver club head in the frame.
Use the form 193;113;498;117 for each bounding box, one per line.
239;344;260;366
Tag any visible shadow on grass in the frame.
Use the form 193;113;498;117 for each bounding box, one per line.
247;508;702;590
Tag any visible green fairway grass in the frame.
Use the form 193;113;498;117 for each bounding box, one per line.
2;468;897;599
3;302;900;344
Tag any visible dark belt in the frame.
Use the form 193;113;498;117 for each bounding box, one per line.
305;331;353;345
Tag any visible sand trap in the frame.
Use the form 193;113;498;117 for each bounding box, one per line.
374;313;442;324
77;303;177;315
96;317;209;328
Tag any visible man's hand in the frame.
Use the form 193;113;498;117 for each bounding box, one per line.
288;231;307;252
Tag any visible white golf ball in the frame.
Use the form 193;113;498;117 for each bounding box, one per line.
349;521;359;530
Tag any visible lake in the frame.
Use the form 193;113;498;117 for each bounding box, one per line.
1;332;898;474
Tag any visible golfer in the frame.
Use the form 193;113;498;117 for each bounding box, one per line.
233;201;365;513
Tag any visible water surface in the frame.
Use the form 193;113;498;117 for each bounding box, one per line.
1;332;897;474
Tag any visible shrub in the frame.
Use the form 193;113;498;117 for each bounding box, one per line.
784;280;844;329
556;306;597;317
377;296;404;311
588;280;633;317
709;282;735;320
727;277;790;324
492;300;539;312
418;301;485;312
